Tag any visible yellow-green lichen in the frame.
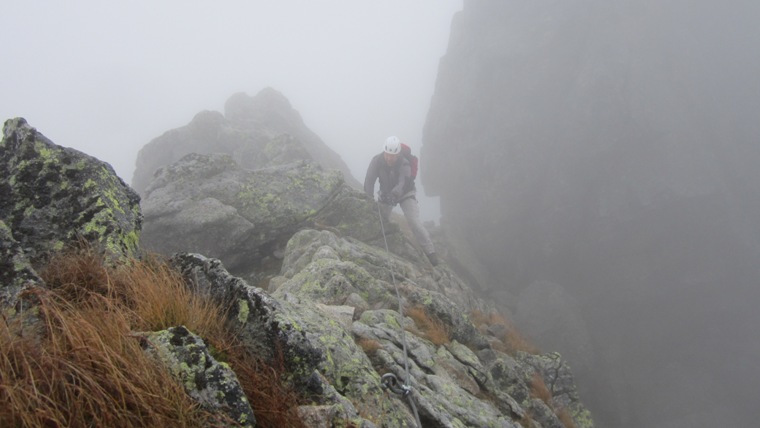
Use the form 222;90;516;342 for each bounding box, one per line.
385;312;402;329
569;404;595;428
83;178;98;190
12;259;27;272
34;141;54;159
422;294;434;306
123;230;140;254
236;184;255;202
178;361;197;389
237;299;250;324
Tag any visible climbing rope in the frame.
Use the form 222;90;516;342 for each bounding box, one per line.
376;201;423;428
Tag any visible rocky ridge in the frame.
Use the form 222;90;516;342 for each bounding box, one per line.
1;113;594;427
132;87;360;195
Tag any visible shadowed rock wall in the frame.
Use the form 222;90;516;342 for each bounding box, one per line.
423;1;760;426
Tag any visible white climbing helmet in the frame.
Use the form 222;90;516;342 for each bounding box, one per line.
383;136;401;154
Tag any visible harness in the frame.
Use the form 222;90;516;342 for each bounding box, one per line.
379;159;415;205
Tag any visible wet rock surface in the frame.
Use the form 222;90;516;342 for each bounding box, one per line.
1;117;595;427
141;326;256;427
0;118;142;264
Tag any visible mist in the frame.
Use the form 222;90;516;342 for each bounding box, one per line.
421;1;760;426
1;1;461;221
7;2;760;427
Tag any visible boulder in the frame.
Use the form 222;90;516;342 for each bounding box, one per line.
140;152;388;282
169;252;415;427
136;87;441;286
132;88;359;194
174;250;533;427
277;229;489;315
140;326;256;427
276;229;593;427
0;118;141;264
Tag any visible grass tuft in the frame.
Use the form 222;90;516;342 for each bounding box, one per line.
356;337;383;356
1;287;215;427
529;372;579;428
405;305;450;346
1;244;306;427
557;407;579;428
529;372;552;404
224;342;307;428
470;309;541;355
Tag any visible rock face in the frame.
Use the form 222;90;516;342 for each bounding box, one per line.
0;219;42;308
137;88;386;284
0;118;142;308
423;1;760;426
173;234;594;427
141;153;339;276
139;152;399;284
132;87;360;194
1;119;595;427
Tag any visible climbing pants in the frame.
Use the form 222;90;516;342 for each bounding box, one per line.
379;191;435;256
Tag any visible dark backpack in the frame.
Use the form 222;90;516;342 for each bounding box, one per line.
400;143;418;180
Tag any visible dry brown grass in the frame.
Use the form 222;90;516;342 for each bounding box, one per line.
529;372;579;428
529;372;552;404
356;337;383;356
557;407;578;428
114;253;229;336
405;305;450;345
1;245;306;428
518;413;536;428
0;288;216;427
469;309;493;331
470;309;541;355
226;343;307;428
502;329;541;355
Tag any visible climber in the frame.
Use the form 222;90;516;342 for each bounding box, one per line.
364;136;439;266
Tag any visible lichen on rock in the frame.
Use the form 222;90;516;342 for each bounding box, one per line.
141;326;256;427
0;219;42;310
141;152;351;280
0;113;596;427
0;117;142;265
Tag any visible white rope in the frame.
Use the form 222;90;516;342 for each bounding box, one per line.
376;201;423;428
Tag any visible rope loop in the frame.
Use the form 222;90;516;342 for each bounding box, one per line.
381;373;410;396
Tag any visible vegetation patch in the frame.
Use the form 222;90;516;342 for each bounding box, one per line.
356;337;383;357
528;372;578;428
0;244;306;427
529;372;552;404
405;305;450;346
471;309;541;355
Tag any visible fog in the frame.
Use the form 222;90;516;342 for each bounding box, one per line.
1;1;461;221
9;2;759;426
420;1;760;426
